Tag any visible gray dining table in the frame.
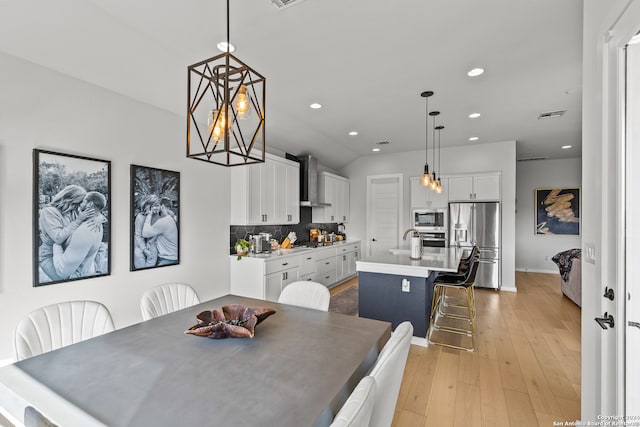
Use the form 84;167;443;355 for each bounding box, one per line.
0;294;391;427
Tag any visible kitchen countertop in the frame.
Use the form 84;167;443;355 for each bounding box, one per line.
231;240;361;261
356;247;463;278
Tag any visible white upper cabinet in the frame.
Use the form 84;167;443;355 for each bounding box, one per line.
284;162;300;224
312;172;350;223
410;177;449;208
230;153;300;225
448;173;501;201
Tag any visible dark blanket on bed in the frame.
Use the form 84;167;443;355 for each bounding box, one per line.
552;248;582;282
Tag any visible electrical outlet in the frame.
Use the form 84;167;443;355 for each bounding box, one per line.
401;279;410;292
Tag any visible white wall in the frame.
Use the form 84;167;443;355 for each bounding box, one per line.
515;158;582;273
0;53;232;360
340;140;517;291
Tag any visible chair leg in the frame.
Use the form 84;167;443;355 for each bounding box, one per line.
428;283;476;352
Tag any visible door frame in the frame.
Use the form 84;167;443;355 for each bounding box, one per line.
366;174;404;257
601;1;640;416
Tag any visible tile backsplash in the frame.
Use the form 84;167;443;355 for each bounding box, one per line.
230;207;340;252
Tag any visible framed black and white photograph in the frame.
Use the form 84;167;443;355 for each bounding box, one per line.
535;187;581;235
130;165;180;271
33;149;111;286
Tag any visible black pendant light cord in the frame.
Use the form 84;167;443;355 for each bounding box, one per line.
432;115;436;170
425;96;429;164
438;127;442;175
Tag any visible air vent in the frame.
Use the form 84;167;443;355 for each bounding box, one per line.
538;110;566;119
376;141;390;145
517;156;550;162
271;0;308;9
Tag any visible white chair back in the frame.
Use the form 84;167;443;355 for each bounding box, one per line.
140;282;200;320
330;376;376;427
278;281;331;311
14;300;115;361
368;321;413;427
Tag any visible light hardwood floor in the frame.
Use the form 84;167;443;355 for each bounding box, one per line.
331;271;581;427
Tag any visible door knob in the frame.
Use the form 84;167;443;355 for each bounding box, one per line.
603;287;614;301
630;321;640;330
372;238;377;242
595;312;615;330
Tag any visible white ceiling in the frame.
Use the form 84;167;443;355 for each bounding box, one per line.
0;0;583;170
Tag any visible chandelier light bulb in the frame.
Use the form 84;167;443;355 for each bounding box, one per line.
208;106;232;143
422;164;431;187
430;173;438;191
235;85;251;119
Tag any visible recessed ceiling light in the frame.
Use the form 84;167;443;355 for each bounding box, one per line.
372;148;380;152
310;103;322;109
468;113;481;119
469;137;479;141
562;145;572;149
216;41;235;52
349;131;358;136
467;68;485;77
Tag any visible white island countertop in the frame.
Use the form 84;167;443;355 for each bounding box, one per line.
356;247;464;278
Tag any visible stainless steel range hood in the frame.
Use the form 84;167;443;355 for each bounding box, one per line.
292;154;331;207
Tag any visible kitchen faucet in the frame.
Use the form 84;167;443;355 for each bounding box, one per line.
403;228;423;260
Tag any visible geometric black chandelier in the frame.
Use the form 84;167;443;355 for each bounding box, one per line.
186;0;266;167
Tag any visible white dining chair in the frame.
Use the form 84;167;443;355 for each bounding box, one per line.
278;281;331;311
330;376;376;427
13;300;115;361
368;321;413;427
140;282;201;320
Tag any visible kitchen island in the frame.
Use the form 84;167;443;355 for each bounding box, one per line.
356;247;464;343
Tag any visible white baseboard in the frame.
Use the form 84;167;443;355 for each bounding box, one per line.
516;268;559;275
500;286;517;293
411;336;429;347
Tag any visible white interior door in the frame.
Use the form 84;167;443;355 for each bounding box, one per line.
366;175;403;257
625;33;640;417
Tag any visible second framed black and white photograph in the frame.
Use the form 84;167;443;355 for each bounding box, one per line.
130;165;180;271
33;149;111;286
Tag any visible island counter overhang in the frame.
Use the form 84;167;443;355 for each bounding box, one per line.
355;248;464;339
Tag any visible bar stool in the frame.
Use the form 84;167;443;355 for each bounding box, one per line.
428;258;480;352
435;246;478;317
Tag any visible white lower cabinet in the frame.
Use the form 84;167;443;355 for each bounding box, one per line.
230;241;361;302
265;267;299;301
336;242;360;282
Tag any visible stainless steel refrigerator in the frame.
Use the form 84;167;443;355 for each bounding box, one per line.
448;202;501;289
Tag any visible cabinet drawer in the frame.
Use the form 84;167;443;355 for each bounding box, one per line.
265;257;300;275
316;257;336;274
336;243;359;254
299;253;318;276
313;270;336;287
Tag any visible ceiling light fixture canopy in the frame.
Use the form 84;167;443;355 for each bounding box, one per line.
421;91;434;187
186;0;265;167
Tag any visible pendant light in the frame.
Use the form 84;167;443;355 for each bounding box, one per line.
429;111;440;191
186;0;266;167
420;91;434;187
435;125;444;193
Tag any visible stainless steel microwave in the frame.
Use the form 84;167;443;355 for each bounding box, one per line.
412;208;447;230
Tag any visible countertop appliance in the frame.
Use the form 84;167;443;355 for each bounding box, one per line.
250;233;272;254
412;208;447;232
449;202;501;289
